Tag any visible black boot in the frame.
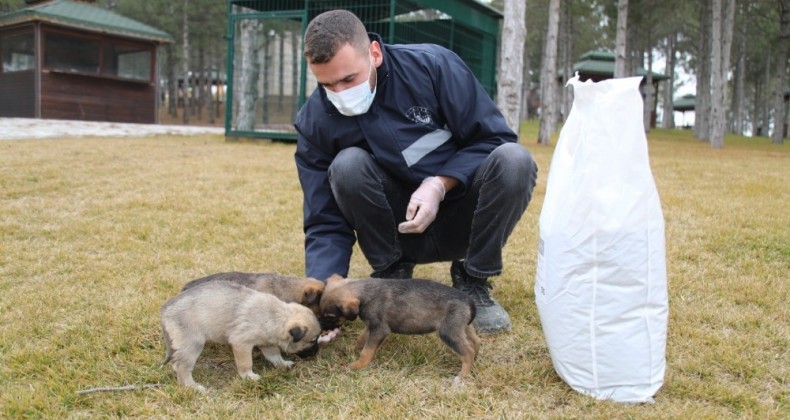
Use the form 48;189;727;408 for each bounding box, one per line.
451;260;511;334
370;259;415;279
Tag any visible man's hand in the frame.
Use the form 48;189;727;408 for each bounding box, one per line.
398;176;446;234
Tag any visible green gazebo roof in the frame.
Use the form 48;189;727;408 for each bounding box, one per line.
0;0;173;43
563;50;670;80
673;94;695;111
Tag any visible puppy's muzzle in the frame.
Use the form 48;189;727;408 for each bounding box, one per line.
319;315;343;331
295;339;320;359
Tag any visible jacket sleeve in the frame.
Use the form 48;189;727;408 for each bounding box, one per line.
432;48;518;194
294;131;355;280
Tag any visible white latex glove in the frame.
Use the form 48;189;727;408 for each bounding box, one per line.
317;328;341;345
398;176;445;234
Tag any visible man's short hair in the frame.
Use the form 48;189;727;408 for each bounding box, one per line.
304;10;370;64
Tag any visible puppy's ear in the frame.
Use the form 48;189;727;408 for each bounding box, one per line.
301;284;323;306
341;299;360;321
289;325;308;343
326;274;344;286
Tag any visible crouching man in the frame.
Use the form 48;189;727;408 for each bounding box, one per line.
294;10;537;333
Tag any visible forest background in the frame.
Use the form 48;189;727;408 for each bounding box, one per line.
1;0;787;148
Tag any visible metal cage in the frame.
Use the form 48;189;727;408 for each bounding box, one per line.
225;0;502;140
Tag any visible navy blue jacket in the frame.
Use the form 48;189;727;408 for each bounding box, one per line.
294;34;517;280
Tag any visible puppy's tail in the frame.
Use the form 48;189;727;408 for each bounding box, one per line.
161;349;173;366
468;300;477;325
161;323;174;366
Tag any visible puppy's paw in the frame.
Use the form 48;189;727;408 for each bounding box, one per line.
451;376;466;387
274;360;294;369
189;383;208;393
239;371;261;381
348;360;369;371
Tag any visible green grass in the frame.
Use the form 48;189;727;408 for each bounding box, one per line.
0;122;787;418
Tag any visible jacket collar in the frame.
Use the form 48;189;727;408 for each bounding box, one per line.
369;32;389;91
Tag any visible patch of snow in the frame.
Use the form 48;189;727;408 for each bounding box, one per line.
0;118;224;140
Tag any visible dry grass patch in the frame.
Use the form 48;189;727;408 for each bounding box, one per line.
0;126;787;418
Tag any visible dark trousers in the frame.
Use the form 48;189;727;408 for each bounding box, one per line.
327;143;537;279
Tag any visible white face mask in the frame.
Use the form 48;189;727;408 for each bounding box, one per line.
325;58;377;116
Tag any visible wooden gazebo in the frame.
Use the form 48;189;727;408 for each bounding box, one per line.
0;0;173;123
567;50;669;84
673;94;695;128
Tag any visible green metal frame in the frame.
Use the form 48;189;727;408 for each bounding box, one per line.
225;0;502;141
225;3;307;140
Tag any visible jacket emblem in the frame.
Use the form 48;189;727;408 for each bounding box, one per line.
406;106;433;126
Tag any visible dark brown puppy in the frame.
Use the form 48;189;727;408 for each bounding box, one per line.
182;272;325;317
320;274;481;382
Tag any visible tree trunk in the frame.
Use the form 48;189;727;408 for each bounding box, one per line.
291;30;299;117
772;0;790;145
721;0;735;127
732;14;745;135
207;47;215;125
279;30;285;113
496;0;527;133
786;95;790;141
521;49;531;121
753;57;770;137
709;0;734;148
197;46;205;121
694;1;711;141
262;31;272;125
627;27;640;78
166;44;177;117
181;0;190;125
644;42;654;132
709;0;725;148
560;0;574;123
753;71;764;136
662;33;676;129
760;54;773;137
731;52;744;134
538;0;561;144
234;17;260;132
614;0;628;78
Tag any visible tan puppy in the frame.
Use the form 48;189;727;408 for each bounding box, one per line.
319;275;480;382
161;281;321;392
181;271;325;317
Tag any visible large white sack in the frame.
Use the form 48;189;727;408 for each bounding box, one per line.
535;75;668;403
